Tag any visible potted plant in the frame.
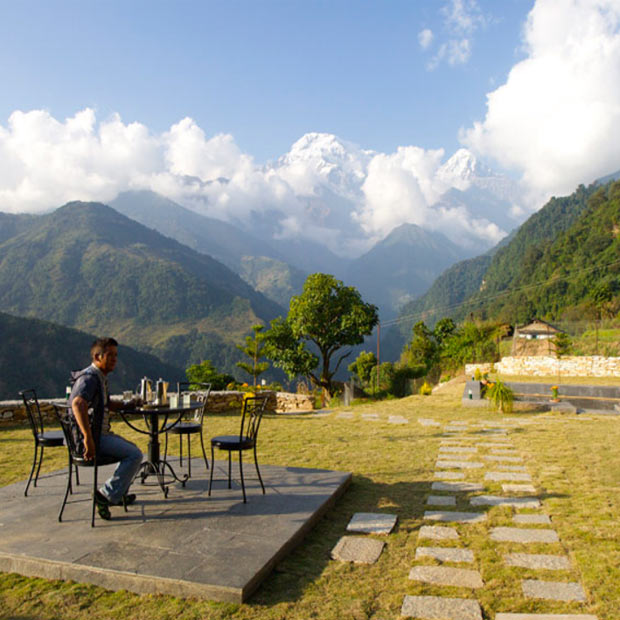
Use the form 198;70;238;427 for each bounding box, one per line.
550;385;559;402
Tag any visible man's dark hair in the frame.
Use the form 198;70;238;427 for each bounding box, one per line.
90;337;118;360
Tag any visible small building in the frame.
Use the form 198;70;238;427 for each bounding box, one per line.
512;319;564;356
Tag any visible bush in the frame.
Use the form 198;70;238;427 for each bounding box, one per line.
486;379;514;413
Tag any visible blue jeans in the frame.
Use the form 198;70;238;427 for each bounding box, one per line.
98;433;143;503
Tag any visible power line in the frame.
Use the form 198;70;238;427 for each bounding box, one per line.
380;257;620;329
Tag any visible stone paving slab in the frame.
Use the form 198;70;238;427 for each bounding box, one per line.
432;481;485;492
436;460;484;469
486;472;532;481
418;418;441;426
361;413;379;420
439;446;478;453
408;565;484;588
514;514;551;525
346;512;397;535
496;615;598;619
424;510;487;523
415;546;474;563
503;483;538;494
445;425;466;431
426;495;456;506
434;471;466;479
388;415;408;424
504;552;571;570
336;412;354;419
401;595;483;620
330;536;385;564
478;442;514;448
418;525;460;540
470;495;541;509
483;455;524;462
490;527;560;543
0;460;351;603
522;579;586;601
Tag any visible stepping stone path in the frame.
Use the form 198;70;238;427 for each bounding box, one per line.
336;412;354;419
503;483;538;494
424;510;487;523
388;415;408;424
415;546;474;563
470;495;541;509
418;418;440;426
418;525;460;540
361;413;379;420
439;446;478;453
426;495;456;506
346;512;397;535
490;527;560;543
483;454;524;462
486;471;532;481
504;552;571;570
522;579;586;602
434;471;465;479
401;595;483;620
408;565;484;588
330;536;385;564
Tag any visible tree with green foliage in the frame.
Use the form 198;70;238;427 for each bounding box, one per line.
185;360;234;391
235;324;270;386
348;351;377;387
263;273;378;396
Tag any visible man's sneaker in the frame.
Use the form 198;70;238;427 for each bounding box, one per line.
94;490;111;520
96;491;137;507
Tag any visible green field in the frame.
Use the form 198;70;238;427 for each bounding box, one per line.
1;383;618;619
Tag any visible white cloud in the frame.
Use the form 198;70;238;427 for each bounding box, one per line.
418;28;434;49
442;0;486;34
462;0;620;203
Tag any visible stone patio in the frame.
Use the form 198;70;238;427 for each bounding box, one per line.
0;458;351;602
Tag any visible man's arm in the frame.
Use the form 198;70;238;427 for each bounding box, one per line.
72;396;95;461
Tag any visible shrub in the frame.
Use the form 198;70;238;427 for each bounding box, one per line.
486;379;514;413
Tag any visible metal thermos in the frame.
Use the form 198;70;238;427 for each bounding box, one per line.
138;377;152;402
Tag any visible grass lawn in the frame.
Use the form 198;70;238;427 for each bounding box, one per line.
0;382;618;619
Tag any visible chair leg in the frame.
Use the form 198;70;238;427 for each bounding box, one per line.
179;432;183;466
187;435;192;478
254;446;265;494
164;432;169;462
74;463;80;486
34;445;44;487
227;451;232;489
208;444;215;496
91;464;98;527
58;455;73;522
239;451;246;503
24;443;39;496
199;430;209;470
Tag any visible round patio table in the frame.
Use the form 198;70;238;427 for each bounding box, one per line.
118;403;203;497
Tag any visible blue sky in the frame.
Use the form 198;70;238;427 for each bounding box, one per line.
1;0;529;162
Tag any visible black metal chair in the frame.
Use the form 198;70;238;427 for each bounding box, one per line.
208;395;268;503
20;389;78;496
53;404;128;527
163;382;211;478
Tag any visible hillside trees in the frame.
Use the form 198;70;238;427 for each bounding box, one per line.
263;273;378;397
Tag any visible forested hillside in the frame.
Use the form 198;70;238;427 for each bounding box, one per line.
0;311;183;400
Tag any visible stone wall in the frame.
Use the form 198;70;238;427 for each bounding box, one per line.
467;356;620;378
0;391;315;424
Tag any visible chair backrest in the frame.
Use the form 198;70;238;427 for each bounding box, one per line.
20;389;44;440
178;382;211;423
239;396;268;443
53;404;88;464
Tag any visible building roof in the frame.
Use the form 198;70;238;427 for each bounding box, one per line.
517;319;562;335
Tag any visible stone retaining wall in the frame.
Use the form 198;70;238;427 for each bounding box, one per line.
0;391;314;424
467;355;620;378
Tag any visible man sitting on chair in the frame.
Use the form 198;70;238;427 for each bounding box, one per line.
68;337;143;520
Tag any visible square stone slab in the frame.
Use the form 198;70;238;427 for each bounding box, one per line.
419;418;441;426
478;442;513;448
361;413;379;420
418;525;459;540
514;514;551;525
330;536;385;564
427;495;456;506
388;415;408;424
490;527;560;543
445;426;466;431
483;455;524;463
505;552;571;570
424;510;487;523
401;595;483;620
496;615;598;619
503;483;538;494
439;446;478;453
436;460;484;469
486;472;532;481
522;579;586;601
409;565;484;588
470;495;541;509
336;412;354;419
434;471;466;479
346;512;397;535
432;481;485;492
415;546;474;563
